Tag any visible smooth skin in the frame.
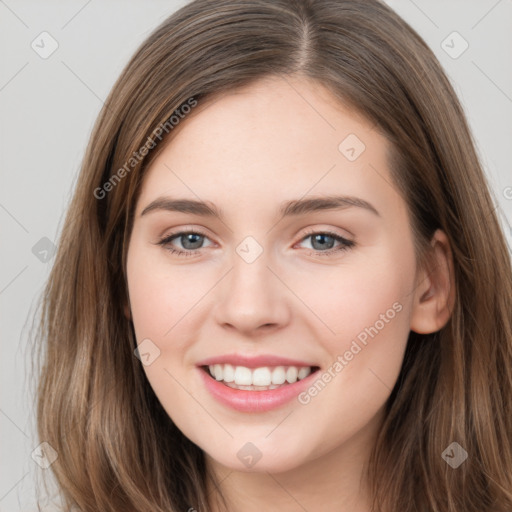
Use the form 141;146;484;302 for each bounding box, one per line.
125;75;454;512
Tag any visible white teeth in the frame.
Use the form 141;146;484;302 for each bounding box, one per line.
206;364;314;386
252;367;272;386
213;364;223;381
271;366;286;385
298;367;311;380
285;366;298;383
223;364;235;382
234;366;253;385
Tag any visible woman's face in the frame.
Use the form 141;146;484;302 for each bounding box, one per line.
126;75;422;474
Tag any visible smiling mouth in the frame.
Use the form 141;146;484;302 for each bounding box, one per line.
201;364;321;391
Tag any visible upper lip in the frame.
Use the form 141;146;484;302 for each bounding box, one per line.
196;354;319;369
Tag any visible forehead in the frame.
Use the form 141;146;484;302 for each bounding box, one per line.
135;75;401;221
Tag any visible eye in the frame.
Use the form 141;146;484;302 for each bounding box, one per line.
296;229;355;256
155;228;355;258
156;229;212;256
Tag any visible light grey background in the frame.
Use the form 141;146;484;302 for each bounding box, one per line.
1;1;511;510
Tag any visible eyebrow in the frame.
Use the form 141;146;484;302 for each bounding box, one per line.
140;195;380;219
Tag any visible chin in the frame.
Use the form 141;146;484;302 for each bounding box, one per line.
202;436;314;474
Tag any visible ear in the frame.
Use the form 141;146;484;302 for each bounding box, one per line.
410;229;455;334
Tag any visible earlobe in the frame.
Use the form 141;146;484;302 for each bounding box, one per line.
410;229;455;335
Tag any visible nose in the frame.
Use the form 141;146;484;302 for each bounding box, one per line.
213;247;291;336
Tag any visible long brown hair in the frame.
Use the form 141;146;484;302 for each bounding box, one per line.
32;0;512;510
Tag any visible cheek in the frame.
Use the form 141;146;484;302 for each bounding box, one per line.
293;253;413;347
291;246;414;405
126;247;206;415
126;246;219;406
127;248;206;342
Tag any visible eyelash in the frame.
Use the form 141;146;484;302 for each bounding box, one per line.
156;228;355;258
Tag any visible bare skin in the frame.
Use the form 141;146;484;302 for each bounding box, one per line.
125;74;454;512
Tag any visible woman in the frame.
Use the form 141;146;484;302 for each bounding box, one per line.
34;0;512;510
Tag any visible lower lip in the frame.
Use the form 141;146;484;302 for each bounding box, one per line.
198;367;318;413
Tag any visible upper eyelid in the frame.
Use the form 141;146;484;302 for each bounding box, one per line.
300;226;353;241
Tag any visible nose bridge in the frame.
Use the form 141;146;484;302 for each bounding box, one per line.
214;235;289;333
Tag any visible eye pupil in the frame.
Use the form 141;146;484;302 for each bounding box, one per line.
311;234;335;250
181;233;203;250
